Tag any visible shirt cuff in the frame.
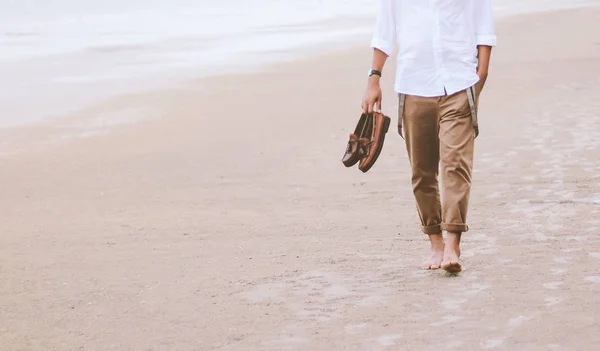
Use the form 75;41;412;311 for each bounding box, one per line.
476;34;497;47
370;37;394;57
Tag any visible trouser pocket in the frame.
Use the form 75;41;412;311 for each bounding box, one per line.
397;93;406;139
465;85;479;138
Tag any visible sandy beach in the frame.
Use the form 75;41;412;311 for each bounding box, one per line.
1;7;600;351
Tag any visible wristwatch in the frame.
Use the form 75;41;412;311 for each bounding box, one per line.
368;69;382;77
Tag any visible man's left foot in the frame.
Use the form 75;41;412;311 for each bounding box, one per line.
442;232;462;273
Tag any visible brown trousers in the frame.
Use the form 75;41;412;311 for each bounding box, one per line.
398;87;478;234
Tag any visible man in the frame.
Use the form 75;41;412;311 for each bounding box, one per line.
362;0;496;273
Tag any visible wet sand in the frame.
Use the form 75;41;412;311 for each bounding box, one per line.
1;8;600;350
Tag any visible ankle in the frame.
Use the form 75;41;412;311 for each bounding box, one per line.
445;232;461;252
428;233;444;250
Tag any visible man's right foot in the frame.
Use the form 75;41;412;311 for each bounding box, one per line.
422;233;445;270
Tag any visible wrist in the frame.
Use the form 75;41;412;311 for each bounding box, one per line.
368;75;381;85
368;68;382;77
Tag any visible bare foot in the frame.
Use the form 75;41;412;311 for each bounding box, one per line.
442;232;462;273
422;234;445;270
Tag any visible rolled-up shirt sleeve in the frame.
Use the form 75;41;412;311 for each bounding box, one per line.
370;0;396;56
473;0;497;46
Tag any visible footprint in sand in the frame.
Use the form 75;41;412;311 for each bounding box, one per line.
481;339;505;349
550;268;568;275
440;340;465;349
430;316;461;326
376;334;403;346
324;284;352;298
477;247;499;255
344;323;368;335
553;257;572;264
463;283;491;297
519;185;534;191
409;270;429;279
549;223;564;231
358;295;386;307
543;281;564;290
244;282;285;302
442;297;468;310
467;235;498;256
504;223;521;230
508;315;533;328
461;250;475;258
522;175;536;181
537;189;553;197
584;276;600;283
544;297;562;306
534;232;549;242
486;191;502;199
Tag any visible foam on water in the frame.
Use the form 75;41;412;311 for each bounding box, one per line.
0;0;377;62
0;0;598;127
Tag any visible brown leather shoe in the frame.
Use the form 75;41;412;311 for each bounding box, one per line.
341;113;371;167
358;112;391;173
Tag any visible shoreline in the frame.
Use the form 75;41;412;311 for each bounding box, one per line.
2;1;599;133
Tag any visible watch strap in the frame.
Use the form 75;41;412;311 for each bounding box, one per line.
369;69;382;77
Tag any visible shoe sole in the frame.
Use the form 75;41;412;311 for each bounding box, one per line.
343;154;360;167
359;116;390;173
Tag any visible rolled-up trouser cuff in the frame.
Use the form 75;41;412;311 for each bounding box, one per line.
422;224;442;235
441;223;469;233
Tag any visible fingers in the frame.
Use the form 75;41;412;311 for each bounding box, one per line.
362;99;374;114
362;101;377;114
361;100;368;114
370;98;382;114
361;94;383;114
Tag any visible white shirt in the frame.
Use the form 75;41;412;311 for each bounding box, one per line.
371;0;497;97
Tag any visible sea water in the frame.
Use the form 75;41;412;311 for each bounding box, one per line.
0;0;597;126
